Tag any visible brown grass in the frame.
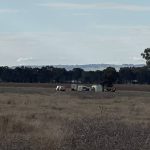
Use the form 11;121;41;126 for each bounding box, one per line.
0;83;150;92
0;85;149;149
62;118;150;150
115;84;150;92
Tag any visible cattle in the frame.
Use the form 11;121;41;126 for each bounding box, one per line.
56;86;66;91
91;85;103;92
77;85;91;92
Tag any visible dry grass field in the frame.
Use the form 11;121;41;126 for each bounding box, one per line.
0;84;149;150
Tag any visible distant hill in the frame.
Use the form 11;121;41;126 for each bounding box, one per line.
11;64;145;71
54;64;145;71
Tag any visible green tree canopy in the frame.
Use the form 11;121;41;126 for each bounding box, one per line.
72;68;84;82
103;67;118;83
141;48;150;66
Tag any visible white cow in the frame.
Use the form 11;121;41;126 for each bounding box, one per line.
56;86;66;91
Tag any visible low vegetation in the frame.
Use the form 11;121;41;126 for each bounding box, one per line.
62;118;150;150
0;85;149;149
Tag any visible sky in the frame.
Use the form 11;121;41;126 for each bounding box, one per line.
0;0;150;66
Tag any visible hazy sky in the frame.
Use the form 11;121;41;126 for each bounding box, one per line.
0;0;149;66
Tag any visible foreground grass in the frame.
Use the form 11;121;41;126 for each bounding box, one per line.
0;87;149;149
62;118;150;150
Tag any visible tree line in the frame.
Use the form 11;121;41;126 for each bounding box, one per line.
0;65;149;84
0;48;149;84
